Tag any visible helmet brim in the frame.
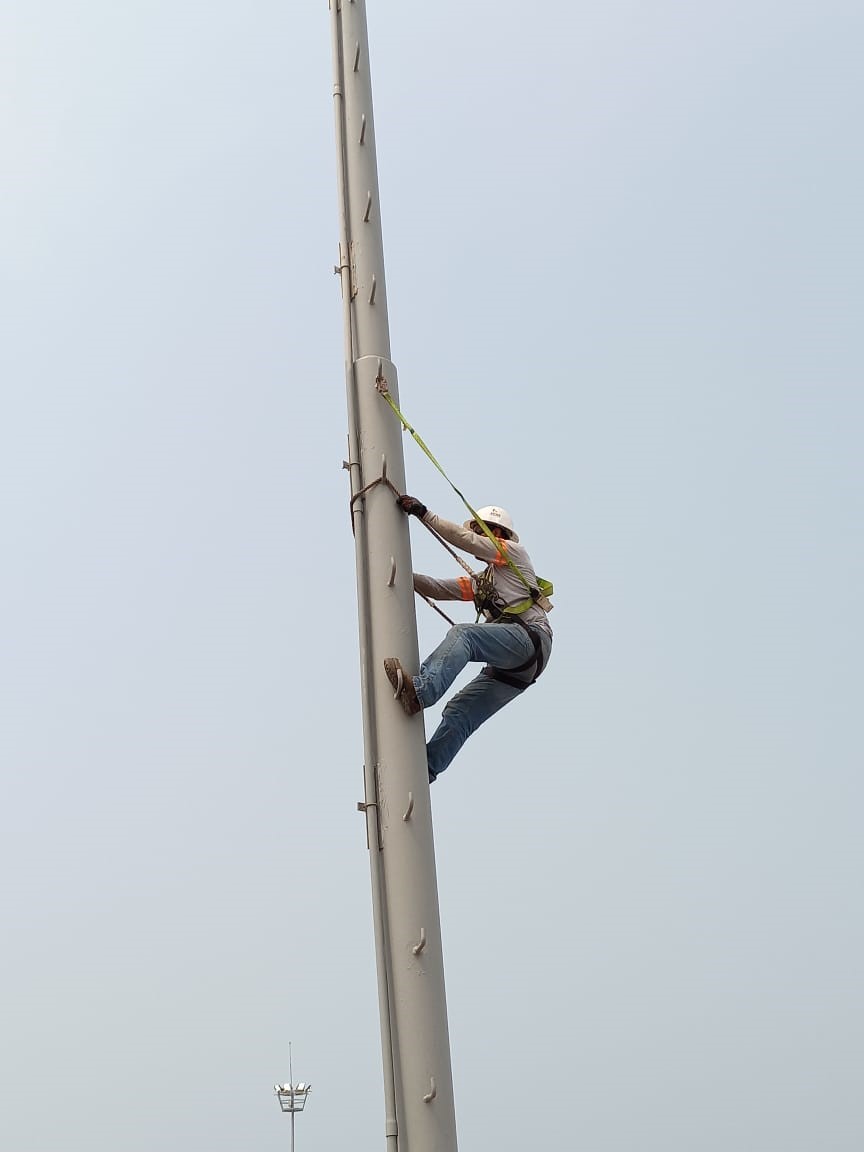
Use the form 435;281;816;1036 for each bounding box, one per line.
463;519;519;544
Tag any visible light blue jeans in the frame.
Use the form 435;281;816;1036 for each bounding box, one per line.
413;621;552;780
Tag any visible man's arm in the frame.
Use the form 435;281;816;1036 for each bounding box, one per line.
421;512;503;563
414;573;474;602
396;494;505;564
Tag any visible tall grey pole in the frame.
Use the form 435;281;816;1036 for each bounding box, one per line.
289;1047;295;1152
328;3;458;1151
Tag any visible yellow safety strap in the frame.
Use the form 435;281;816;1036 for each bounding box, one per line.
377;379;554;611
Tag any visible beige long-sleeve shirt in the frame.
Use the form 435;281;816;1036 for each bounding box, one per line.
413;512;552;637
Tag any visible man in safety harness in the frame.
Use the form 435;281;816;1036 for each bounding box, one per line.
384;496;553;783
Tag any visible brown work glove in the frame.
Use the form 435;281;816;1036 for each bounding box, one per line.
397;495;428;518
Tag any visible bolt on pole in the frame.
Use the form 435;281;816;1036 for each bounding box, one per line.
328;2;458;1150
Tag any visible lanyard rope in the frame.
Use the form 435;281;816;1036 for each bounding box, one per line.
375;372;548;604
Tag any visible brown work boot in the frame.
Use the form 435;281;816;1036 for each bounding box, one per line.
383;658;422;716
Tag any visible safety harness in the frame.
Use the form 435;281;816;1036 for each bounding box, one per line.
484;621;546;690
473;567;548;689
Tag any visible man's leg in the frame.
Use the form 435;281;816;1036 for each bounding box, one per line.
426;670;524;781
413;622;534;710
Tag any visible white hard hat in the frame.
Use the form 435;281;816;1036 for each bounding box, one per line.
464;505;519;543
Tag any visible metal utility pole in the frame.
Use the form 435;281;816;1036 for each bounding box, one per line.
328;3;458;1151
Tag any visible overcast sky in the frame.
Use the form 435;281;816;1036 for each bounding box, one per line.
3;2;862;1150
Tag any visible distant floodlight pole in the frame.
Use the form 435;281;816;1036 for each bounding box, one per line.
274;1044;311;1152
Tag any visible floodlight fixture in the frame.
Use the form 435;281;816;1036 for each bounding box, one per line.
275;1081;311;1113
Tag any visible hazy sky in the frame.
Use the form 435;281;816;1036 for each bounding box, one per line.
3;2;862;1150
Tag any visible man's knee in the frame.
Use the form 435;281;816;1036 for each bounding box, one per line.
447;621;486;659
448;622;472;642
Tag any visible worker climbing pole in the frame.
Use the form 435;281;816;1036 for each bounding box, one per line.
328;2;458;1151
373;382;555;784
